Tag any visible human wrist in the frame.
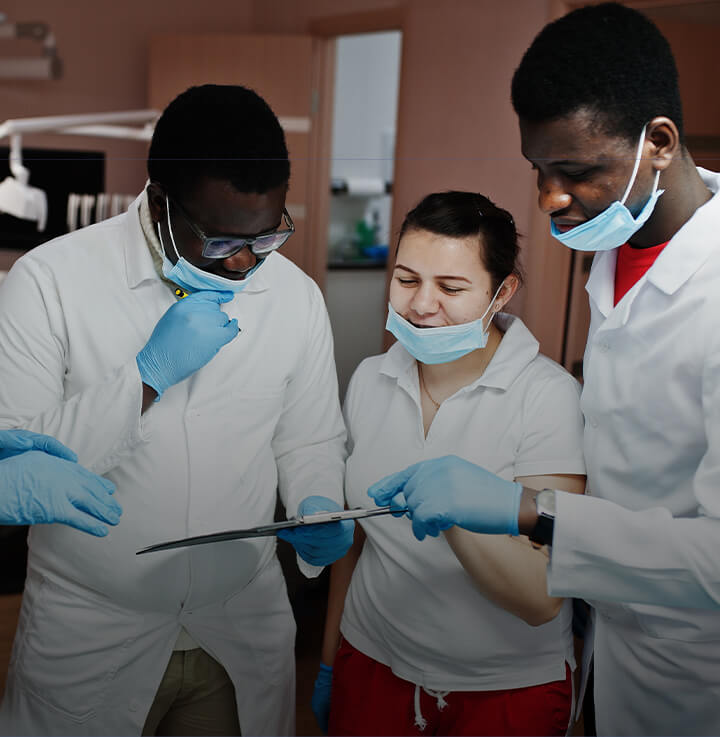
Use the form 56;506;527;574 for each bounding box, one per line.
517;487;540;536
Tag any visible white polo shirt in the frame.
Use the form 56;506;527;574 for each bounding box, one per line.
341;314;585;691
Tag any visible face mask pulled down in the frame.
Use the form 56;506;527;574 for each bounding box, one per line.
386;282;504;365
550;124;664;252
159;195;263;293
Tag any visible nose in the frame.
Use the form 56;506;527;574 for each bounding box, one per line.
537;173;572;215
409;283;439;317
221;246;257;273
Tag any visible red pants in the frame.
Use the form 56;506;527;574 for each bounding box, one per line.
328;639;572;736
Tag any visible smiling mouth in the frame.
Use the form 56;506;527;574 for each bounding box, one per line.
553;221;584;233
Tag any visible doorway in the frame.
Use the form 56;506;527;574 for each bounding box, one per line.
323;30;402;399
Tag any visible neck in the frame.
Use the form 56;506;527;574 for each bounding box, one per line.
421;321;503;388
630;153;712;248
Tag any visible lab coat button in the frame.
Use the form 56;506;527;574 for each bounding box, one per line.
129;699;139;712
599;342;610;352
589;417;599;428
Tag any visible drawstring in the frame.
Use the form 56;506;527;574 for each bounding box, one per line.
413;684;450;732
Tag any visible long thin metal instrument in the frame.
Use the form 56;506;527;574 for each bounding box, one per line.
136;506;404;555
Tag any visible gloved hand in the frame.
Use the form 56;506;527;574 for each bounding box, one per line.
0;429;77;462
276;496;354;566
136;290;239;399
311;662;333;734
0;450;122;536
368;455;522;541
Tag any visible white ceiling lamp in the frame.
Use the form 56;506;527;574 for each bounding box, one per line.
0;110;160;231
0;13;62;80
0;133;47;230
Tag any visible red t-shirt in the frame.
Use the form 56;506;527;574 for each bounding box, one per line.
614;241;669;305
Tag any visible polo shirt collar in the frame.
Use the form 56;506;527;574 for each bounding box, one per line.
379;313;540;394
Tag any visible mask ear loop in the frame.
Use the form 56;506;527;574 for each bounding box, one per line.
164;195;183;261
620;124;649;205
481;280;507;331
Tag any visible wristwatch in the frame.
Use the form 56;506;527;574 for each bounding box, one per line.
529;489;555;546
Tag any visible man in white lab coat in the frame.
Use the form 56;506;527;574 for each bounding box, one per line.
0;84;352;736
368;4;720;735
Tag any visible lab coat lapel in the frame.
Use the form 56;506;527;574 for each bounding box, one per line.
584;249;616;321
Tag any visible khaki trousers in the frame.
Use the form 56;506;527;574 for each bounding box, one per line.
142;649;241;736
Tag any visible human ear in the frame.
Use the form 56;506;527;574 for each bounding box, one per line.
645;117;679;172
146;182;167;224
494;274;520;311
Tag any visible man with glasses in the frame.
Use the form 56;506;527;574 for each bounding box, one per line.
0;84;351;736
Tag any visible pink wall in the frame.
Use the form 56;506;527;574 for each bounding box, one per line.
0;0;254;192
654;18;720;138
253;0;554;337
1;0;561;350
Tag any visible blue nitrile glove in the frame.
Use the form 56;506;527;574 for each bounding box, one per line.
312;663;333;734
0;450;122;535
0;429;78;462
368;455;522;541
136;290;239;399
276;496;354;566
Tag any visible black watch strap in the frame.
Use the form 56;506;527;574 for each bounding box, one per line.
528;489;555;546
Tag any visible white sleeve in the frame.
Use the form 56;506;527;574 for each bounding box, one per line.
514;369;586;478
0;257;147;475
548;337;720;609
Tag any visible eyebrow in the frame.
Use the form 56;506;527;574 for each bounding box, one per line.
394;263;472;284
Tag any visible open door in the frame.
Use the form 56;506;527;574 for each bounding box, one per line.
148;33;334;287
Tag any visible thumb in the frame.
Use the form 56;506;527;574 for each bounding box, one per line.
367;462;422;505
0;431;33;453
28;434;78;462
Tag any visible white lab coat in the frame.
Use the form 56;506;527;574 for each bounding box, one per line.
0;195;346;736
547;169;720;735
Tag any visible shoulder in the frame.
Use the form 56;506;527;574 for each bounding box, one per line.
265;252;319;289
15;214;129;278
495;315;580;398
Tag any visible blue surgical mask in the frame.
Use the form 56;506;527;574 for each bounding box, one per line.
386;282;504;365
550;124;664;252
159;196;263;293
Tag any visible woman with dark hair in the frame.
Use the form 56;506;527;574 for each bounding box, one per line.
313;191;586;736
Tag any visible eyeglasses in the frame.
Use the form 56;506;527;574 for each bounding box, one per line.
169;197;295;259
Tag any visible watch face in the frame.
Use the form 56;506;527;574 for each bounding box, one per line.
537;489;556;515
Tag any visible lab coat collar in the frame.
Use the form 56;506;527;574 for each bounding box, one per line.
586;168;720;318
124;193;158;290
122;192;273;294
379;313;540;394
646;168;720;295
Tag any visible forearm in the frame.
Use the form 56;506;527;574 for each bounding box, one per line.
444;527;561;626
320;525;365;665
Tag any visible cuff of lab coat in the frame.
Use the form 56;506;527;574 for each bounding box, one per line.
297;555;324;579
546;490;589;597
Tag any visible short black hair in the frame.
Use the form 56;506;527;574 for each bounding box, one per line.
398;191;523;292
511;2;683;142
147;84;290;199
